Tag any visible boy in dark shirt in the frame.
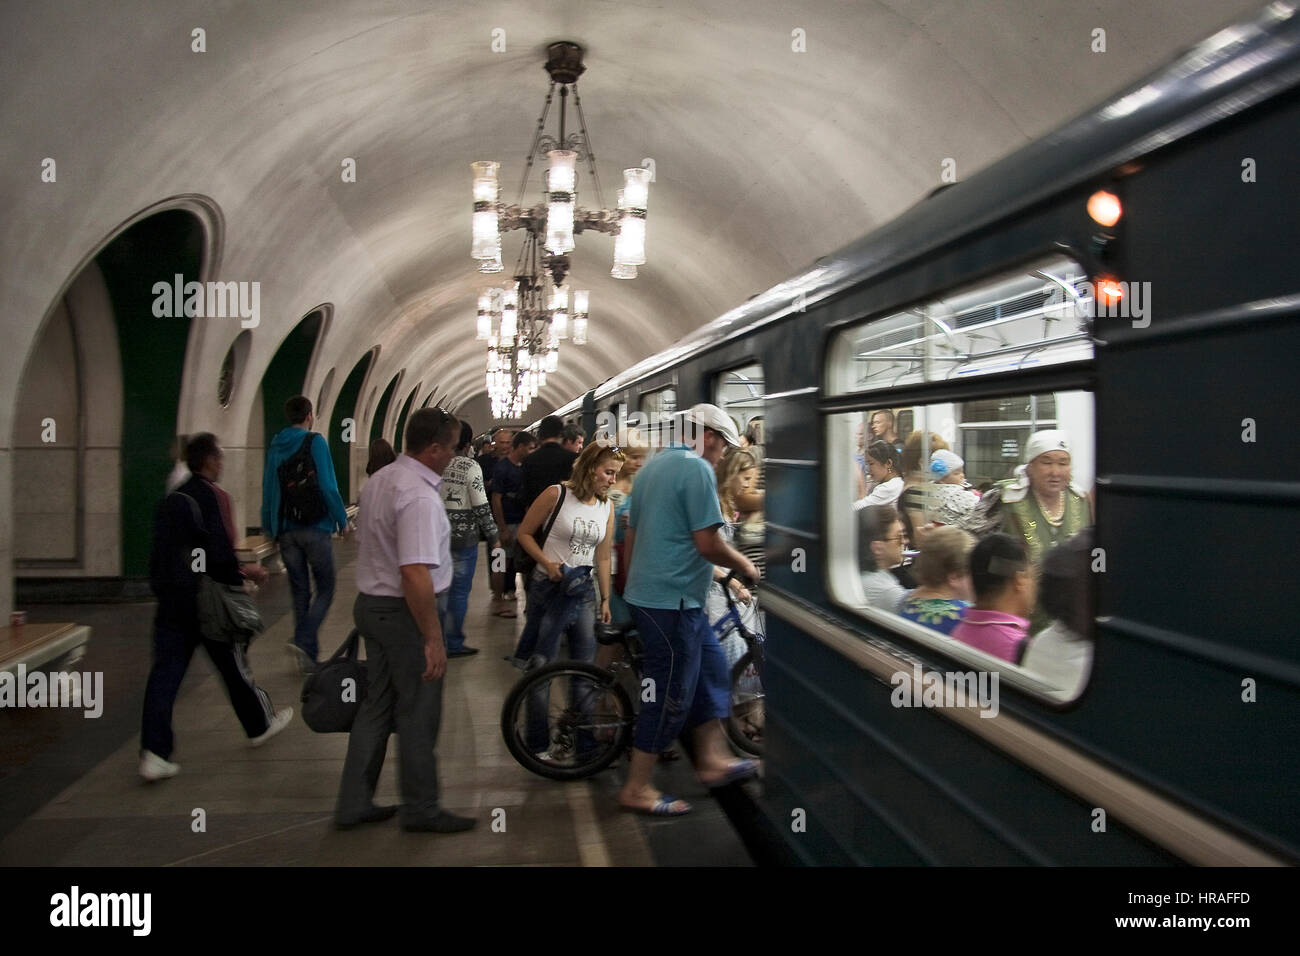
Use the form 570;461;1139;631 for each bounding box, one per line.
489;431;537;613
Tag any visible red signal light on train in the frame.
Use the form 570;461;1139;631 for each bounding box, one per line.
1097;278;1125;305
1087;190;1122;228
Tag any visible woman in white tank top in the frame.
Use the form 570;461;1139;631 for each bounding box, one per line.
515;439;625;666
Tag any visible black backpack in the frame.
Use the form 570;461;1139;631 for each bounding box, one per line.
278;432;329;526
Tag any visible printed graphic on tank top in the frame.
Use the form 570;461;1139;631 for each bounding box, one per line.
540;488;610;569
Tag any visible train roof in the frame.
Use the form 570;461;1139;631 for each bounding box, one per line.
555;1;1300;415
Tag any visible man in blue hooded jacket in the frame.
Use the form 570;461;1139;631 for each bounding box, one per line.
262;396;349;670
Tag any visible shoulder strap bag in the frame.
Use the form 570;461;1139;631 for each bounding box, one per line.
174;491;265;644
514;485;567;579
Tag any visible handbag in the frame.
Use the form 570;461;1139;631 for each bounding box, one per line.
173;491;264;644
514;485;567;578
301;629;369;733
197;575;264;644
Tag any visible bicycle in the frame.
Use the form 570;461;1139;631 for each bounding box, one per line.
711;572;766;757
500;571;765;780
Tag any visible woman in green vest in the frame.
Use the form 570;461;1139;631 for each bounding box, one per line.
979;430;1091;633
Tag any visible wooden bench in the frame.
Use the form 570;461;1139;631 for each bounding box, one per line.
0;622;91;675
236;534;283;573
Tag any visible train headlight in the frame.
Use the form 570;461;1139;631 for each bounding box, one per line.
1087;190;1122;228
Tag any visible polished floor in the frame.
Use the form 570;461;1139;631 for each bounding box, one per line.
0;538;754;866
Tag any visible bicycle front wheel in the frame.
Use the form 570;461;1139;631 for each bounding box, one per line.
726;651;765;757
501;661;634;781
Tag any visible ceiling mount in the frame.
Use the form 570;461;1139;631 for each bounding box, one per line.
544;41;587;84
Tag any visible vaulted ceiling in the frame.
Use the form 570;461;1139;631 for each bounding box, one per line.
0;0;1263;437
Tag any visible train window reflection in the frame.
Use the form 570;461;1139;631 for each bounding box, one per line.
828;393;1096;703
639;385;676;422
827;254;1094;395
639;385;677;446
715;363;766;579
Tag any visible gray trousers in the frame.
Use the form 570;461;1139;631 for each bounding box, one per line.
336;590;449;825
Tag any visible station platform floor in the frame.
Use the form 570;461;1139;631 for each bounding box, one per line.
0;538;756;866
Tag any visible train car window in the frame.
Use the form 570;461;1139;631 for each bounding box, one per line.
826;256;1096;704
715;363;764;438
715;363;767;579
639;385;677;446
827;255;1094;395
640;386;676;421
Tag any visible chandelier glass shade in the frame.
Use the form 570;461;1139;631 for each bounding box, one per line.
471;42;650;420
479;230;586;421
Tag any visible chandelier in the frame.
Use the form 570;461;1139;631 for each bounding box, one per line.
479;230;590;421
472;40;649;420
471;40;651;285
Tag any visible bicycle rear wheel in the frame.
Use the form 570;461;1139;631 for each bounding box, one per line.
501;661;634;780
726;651;765;757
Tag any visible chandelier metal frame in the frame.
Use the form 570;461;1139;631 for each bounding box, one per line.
472;40;649;419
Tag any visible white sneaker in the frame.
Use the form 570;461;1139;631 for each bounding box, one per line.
139;750;180;781
250;707;293;747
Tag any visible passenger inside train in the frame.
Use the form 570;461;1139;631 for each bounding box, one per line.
833;255;1098;699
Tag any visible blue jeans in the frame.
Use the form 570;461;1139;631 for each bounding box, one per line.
627;603;730;754
278;526;336;661
442;545;478;653
513;565;596;664
522;569;598;752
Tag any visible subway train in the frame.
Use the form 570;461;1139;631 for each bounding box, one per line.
532;3;1300;864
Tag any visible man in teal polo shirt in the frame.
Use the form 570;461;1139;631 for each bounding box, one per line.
618;404;760;816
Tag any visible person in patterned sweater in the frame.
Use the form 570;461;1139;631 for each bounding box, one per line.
437;421;499;657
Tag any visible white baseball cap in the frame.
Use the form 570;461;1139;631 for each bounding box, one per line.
681;403;741;446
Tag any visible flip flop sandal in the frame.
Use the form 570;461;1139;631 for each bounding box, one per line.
701;759;759;788
621;794;692;817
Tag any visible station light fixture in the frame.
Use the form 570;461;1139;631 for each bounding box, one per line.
472;41;647;418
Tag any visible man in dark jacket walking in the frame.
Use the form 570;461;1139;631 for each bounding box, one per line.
261;396;350;671
140;433;291;781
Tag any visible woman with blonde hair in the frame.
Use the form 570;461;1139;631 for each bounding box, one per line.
513;439;625;669
606;430;649;624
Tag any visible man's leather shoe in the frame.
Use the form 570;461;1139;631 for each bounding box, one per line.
402;811;477;833
448;647;480;658
334;805;399;830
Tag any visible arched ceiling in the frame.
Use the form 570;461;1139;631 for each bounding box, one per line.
0;0;1264;438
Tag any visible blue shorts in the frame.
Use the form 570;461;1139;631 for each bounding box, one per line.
627;603;730;754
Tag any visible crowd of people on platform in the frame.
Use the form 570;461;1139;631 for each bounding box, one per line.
139;395;771;827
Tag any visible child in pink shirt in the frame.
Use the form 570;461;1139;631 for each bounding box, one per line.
951;533;1036;664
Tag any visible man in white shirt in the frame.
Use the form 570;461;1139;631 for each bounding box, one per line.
334;408;475;833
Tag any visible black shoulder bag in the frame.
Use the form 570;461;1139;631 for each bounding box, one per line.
173;492;265;644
